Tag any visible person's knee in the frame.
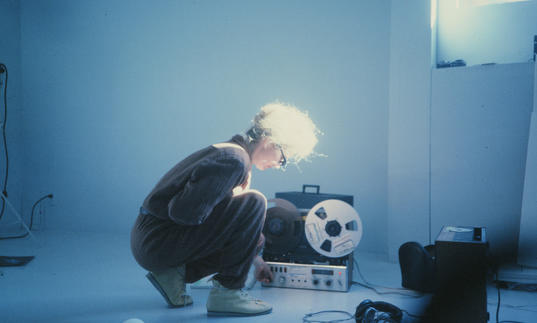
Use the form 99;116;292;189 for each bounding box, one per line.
243;189;267;211
236;190;267;218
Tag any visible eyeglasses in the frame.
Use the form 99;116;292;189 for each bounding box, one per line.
278;146;287;168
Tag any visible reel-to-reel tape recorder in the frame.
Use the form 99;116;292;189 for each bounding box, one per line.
262;185;362;292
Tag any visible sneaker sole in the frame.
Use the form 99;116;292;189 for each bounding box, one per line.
207;308;272;317
145;272;193;308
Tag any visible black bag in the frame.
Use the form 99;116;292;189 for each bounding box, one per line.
398;242;436;293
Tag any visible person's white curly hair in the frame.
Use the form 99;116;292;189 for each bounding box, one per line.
246;102;321;164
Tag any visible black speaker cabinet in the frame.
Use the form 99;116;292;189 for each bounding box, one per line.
425;226;489;323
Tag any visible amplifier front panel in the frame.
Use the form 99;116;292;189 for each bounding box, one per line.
262;261;350;292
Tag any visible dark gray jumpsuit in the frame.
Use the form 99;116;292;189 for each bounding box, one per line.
130;135;266;289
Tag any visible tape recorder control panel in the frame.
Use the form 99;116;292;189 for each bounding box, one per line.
262;261;352;292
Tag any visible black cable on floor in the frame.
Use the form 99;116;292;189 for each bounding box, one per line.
497;278;501;323
0;63;53;241
0;63;9;222
0;231;29;240
495;272;528;323
352;257;424;298
303;310;355;323
349;257;426;321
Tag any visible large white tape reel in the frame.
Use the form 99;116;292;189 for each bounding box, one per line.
305;199;362;258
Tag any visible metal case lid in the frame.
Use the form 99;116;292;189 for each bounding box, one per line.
275;185;354;209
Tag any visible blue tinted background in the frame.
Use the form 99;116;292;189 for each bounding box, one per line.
9;0;390;253
1;0;536;260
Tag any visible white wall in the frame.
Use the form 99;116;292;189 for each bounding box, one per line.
18;0;391;253
387;0;433;261
387;0;536;262
518;61;537;267
438;0;537;66
431;62;534;262
0;0;25;233
8;0;535;262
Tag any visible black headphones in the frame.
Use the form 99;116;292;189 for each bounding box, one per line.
355;299;403;323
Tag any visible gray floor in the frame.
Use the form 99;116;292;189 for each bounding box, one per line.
1;231;536;323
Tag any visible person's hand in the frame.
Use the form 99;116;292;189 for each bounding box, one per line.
232;171;252;196
232;171;251;196
253;255;273;283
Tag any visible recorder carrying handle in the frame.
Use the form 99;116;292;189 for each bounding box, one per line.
302;185;320;194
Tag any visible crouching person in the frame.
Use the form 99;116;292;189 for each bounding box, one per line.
130;102;320;316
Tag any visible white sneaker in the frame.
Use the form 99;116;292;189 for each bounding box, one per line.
206;279;272;316
146;265;193;307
